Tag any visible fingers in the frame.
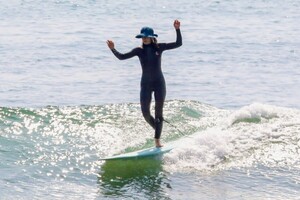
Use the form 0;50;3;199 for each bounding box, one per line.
106;40;114;49
106;40;113;45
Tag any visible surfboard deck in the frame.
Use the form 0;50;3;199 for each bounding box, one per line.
101;145;173;161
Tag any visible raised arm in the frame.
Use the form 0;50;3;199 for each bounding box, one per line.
106;40;138;60
161;20;182;50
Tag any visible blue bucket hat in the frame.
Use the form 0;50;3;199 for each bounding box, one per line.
135;27;158;38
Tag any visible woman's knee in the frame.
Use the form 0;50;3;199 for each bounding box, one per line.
142;111;151;119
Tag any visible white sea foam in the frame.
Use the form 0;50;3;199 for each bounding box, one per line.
164;103;300;173
228;103;279;125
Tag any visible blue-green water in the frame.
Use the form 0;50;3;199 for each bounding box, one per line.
1;101;300;199
1;0;300;199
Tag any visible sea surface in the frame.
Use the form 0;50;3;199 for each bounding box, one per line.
1;0;300;199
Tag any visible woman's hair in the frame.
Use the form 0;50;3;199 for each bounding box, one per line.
151;38;159;49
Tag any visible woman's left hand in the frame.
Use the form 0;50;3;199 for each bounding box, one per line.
174;19;180;29
106;40;115;50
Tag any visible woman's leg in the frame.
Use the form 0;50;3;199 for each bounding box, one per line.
154;81;166;143
154;100;164;139
140;86;155;129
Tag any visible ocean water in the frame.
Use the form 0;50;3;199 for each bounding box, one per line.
1;0;300;199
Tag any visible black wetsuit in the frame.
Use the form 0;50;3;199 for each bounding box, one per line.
111;29;182;139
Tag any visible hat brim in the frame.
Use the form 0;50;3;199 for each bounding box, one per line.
135;34;158;38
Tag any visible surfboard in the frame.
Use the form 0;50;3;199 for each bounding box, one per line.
101;145;173;161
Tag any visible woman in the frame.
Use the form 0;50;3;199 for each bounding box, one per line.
107;20;182;147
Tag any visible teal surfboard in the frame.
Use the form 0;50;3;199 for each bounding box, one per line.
101;145;173;161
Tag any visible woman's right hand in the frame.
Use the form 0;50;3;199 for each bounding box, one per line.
106;40;115;49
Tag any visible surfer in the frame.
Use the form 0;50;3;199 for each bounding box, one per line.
107;20;182;147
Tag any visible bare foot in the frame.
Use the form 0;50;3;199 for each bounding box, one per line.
155;139;163;148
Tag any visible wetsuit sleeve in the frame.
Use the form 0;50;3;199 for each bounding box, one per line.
111;48;139;60
160;29;182;51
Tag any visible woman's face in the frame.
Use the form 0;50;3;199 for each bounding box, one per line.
142;37;151;45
